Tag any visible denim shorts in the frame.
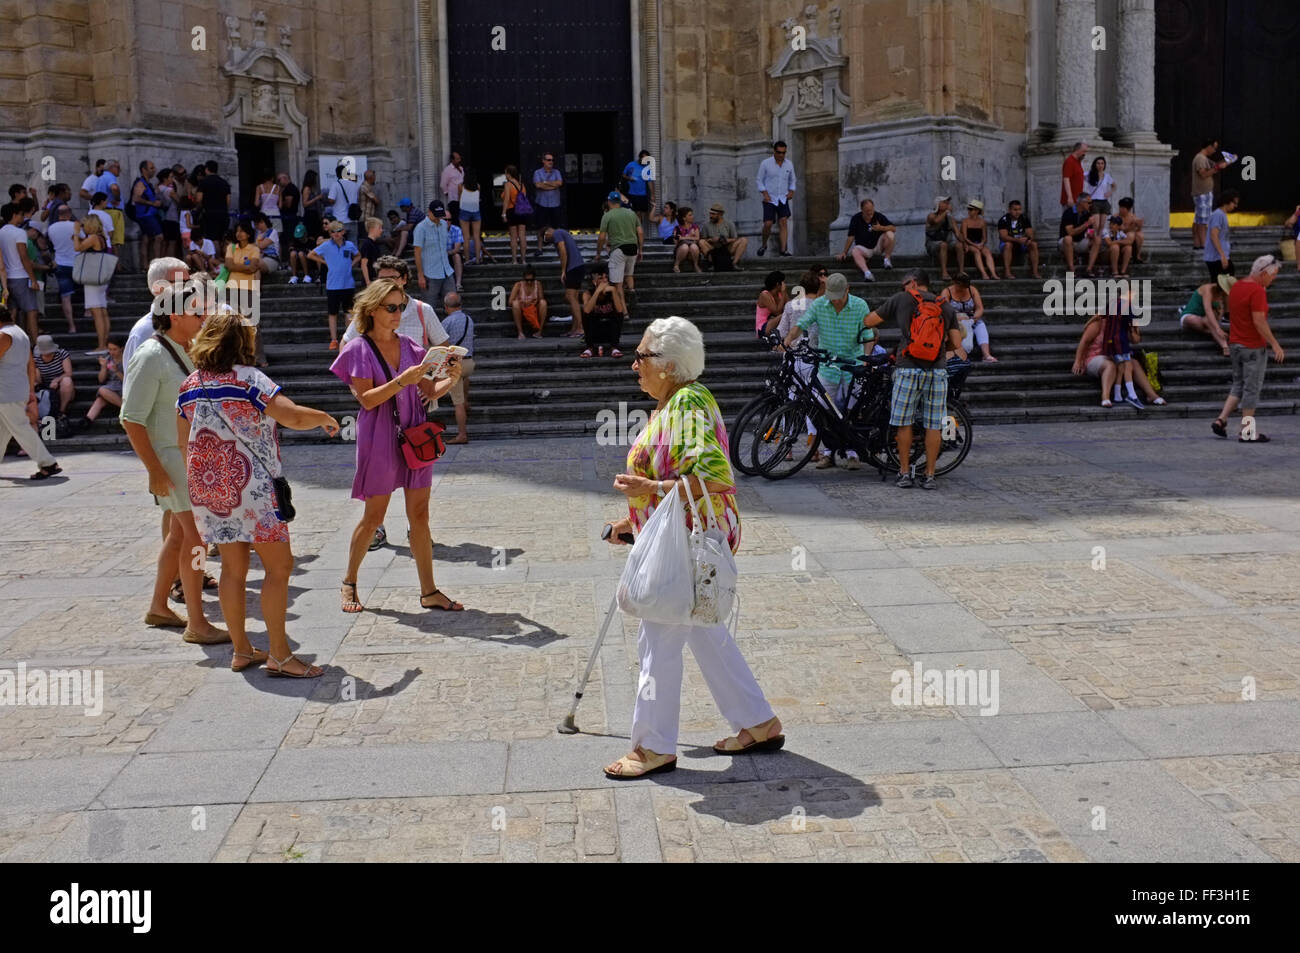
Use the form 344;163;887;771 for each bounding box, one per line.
459;210;481;223
55;264;76;296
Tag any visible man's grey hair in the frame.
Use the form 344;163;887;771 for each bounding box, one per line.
644;315;705;383
147;257;189;295
443;291;462;311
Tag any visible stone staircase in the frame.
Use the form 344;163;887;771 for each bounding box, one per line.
31;227;1300;451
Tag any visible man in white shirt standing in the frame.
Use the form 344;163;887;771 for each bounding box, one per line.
79;159;106;215
756;140;796;257
328;162;360;244
1;202;41;339
46;205;80;333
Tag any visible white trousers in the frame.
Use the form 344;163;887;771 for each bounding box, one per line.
0;400;56;469
631;618;775;755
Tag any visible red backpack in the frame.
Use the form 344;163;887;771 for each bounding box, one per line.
903;288;946;362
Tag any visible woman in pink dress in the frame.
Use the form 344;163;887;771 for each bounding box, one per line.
329;278;465;614
178;310;340;677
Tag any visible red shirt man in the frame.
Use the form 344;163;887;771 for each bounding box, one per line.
1227;275;1269;349
1061;142;1088;206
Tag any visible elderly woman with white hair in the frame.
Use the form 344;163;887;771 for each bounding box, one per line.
604;315;783;779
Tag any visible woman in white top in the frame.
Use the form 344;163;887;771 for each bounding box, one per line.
458;170;483;265
254;172;281;231
73;216;111;348
1086;156;1115;235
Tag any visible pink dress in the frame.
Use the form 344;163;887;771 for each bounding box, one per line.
329;334;434;500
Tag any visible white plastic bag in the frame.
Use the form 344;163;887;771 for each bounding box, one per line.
616;492;695;623
682;480;738;626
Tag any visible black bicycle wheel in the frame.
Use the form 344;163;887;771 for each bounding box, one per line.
885;399;974;476
752;400;820;480
729;392;784;476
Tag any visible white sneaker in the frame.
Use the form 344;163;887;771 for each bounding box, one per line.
862;269;875;282
288;276;299;284
882;257;893;270
303;276;313;284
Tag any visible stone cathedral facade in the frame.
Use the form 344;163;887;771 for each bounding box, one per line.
7;0;1281;255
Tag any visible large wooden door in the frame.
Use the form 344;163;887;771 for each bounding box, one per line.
446;0;634;225
798;124;840;257
1156;0;1300;212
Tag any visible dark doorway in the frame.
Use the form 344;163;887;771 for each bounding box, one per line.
446;0;634;229
564;112;617;229
1156;0;1300;211
464;112;521;230
234;134;279;219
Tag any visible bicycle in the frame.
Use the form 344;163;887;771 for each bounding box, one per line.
727;334;803;477
748;345;973;480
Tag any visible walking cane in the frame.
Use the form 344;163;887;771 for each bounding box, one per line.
557;523;633;735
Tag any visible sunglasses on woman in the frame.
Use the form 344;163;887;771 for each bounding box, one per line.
377;303;402;314
633;350;660;362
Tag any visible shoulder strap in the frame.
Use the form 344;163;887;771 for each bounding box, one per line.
152;333;190;375
360;334;403;435
449;314;469;348
193;372;278;479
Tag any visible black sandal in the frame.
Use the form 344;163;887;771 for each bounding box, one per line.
30;463;62;480
421;588;464;611
1239;433;1271;443
1211;419;1227;438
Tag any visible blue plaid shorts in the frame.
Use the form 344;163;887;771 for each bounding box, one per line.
890;367;949;430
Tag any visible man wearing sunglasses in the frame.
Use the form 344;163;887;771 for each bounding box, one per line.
532;153;564;258
757;141;796;257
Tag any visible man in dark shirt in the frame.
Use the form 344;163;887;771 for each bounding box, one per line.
195;159;231;256
997;200;1040;279
836;198;895;282
1058;193;1097;274
864;268;966;489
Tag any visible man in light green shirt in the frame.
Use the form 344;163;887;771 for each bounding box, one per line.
597;195;644;294
782;272;871;468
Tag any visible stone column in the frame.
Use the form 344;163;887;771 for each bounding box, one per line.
1053;0;1101;145
1114;0;1159;145
1114;0;1178;250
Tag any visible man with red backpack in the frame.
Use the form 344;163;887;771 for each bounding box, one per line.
864;269;967;489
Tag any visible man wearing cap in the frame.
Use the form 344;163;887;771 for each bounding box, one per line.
412;200;455;312
837;198;895;282
621;150;656;233
864;268;967;489
307;220;359;349
925;197;957;280
699;203;747;270
597;192;644;294
390;198;417;258
782;272;871;468
1212;254;1285;443
543;226;587;338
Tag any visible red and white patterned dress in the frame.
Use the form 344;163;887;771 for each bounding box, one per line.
177;365;289;544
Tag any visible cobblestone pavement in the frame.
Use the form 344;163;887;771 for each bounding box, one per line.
1;416;1297;862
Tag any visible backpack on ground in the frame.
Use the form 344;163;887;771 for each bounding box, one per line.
903;288;946;362
709;244;734;272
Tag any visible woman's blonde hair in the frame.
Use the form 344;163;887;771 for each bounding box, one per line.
364;216;383;232
349;277;406;334
80;215;102;235
189;309;255;372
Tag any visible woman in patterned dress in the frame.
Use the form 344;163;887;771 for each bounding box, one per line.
178;311;340;677
603;316;783;779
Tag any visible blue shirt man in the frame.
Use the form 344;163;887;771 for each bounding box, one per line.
531;153;564;255
413;200;455;308
306;221;359;346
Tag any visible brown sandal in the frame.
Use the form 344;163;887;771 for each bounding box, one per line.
341;581;363;613
421;588;464;611
604;747;677;779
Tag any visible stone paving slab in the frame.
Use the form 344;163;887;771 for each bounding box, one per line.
1;417;1297;862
